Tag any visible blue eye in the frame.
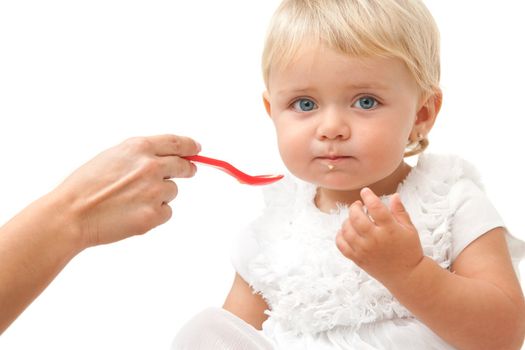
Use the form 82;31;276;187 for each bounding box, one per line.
292;98;317;112
353;96;378;110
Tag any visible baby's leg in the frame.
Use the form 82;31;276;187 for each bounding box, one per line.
172;307;275;350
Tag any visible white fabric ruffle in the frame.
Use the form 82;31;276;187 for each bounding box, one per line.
238;153;521;339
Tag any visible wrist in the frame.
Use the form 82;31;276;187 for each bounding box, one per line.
371;251;426;292
35;189;87;255
384;256;446;302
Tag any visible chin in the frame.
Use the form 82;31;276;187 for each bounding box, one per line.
319;181;359;191
307;172;363;191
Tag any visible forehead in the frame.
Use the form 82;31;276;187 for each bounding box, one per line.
268;45;417;93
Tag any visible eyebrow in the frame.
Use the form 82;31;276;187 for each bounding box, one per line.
345;82;390;90
275;88;312;95
275;82;390;95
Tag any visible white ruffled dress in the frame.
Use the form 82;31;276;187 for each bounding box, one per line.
231;154;525;350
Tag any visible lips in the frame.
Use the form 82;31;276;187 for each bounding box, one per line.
317;155;352;161
316;155;353;168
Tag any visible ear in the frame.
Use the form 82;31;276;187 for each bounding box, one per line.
262;91;272;117
414;88;442;135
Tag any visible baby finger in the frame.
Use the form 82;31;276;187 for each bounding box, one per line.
349;201;374;235
336;230;356;259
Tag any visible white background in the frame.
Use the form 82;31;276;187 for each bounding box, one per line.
0;1;524;349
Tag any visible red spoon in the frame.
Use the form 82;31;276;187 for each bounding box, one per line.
183;155;284;186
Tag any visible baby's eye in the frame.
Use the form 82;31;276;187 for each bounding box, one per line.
292;98;317;112
353;96;378;110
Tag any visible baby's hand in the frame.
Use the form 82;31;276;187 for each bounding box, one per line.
336;188;424;288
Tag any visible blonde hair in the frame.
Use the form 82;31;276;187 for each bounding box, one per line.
262;0;441;98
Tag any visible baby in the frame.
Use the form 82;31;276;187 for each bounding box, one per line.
174;0;525;349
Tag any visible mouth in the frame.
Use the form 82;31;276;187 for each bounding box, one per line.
317;155;352;162
316;155;354;168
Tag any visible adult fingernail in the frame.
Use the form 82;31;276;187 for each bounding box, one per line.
195;142;202;152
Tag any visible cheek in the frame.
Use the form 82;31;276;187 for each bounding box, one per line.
273;121;310;168
362;115;412;152
276;130;303;162
359;124;409;165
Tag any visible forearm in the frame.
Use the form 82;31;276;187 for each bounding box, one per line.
0;192;83;333
386;257;525;350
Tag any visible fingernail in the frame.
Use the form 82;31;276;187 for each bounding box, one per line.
361;187;372;197
196;142;202;152
351;200;362;208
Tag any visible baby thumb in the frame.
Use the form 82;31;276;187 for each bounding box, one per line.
390;193;412;226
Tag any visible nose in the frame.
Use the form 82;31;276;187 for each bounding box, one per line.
316;107;351;141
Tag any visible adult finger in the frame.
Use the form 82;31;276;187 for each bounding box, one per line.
158;204;174;225
160;156;197;179
148;134;201;157
360;187;393;226
161;180;179;204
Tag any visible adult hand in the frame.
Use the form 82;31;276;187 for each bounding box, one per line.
0;134;200;333
54;134;200;247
